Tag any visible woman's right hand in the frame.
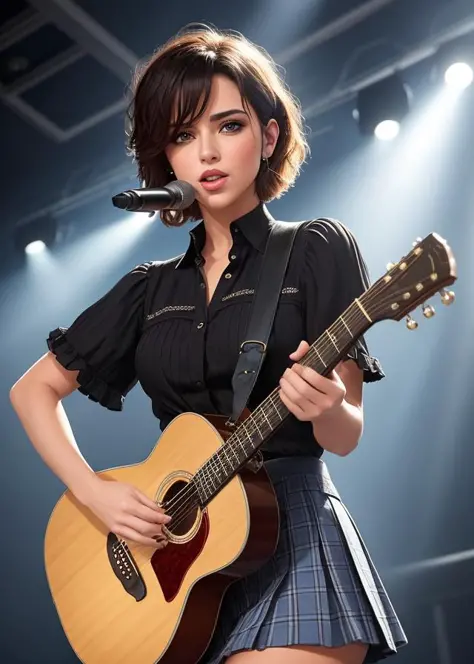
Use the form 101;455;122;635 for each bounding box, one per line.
81;478;171;548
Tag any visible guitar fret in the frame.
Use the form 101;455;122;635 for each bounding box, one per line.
243;424;252;452
217;447;229;482
326;329;339;352
194;474;207;502
260;407;272;429
249;412;263;439
315;347;326;367
200;471;212;502
227;439;241;463
269;395;283;420
208;470;218;491
340;314;353;336
355;297;372;322
220;444;232;468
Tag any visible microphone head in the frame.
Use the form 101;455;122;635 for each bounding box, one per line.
111;192;132;210
165;180;196;210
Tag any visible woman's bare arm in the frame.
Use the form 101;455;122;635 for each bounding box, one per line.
10;352;100;502
10;352;168;546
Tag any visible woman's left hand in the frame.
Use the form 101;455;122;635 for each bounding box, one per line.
278;340;346;422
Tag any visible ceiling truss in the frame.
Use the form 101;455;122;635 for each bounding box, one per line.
1;0;395;143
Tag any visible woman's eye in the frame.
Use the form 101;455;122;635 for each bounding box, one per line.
222;121;243;133
175;131;192;143
174;121;243;143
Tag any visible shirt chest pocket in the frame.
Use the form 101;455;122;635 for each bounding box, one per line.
145;304;196;323
141;304;198;349
218;285;302;309
137;305;199;392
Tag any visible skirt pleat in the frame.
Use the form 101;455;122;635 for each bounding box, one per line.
201;457;408;664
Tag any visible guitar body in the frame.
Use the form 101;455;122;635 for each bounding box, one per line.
44;412;280;664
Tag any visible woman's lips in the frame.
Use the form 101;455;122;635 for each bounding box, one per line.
200;176;229;191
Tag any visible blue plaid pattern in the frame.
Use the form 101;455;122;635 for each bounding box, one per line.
202;457;408;663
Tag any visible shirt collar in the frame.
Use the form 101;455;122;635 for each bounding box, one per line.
175;202;274;269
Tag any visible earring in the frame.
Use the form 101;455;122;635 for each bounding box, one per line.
261;156;269;170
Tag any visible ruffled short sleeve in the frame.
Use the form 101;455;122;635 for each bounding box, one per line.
47;263;151;410
303;219;385;383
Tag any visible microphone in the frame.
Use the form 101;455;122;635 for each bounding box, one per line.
111;180;195;212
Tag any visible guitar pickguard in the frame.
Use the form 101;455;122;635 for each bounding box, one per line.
151;510;210;602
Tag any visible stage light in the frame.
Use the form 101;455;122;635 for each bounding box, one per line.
353;74;410;140
374;120;400;141
435;38;474;91
25;240;47;255
444;62;473;90
14;215;59;256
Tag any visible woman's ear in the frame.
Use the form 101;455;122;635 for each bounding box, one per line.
262;119;280;159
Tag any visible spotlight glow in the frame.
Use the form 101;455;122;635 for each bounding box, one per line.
374;119;400;141
444;62;473;90
25;240;47;255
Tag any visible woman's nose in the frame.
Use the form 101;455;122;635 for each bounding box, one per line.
198;134;220;163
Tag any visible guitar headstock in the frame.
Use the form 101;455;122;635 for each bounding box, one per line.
364;233;457;328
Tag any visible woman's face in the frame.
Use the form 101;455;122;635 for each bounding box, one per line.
165;74;279;218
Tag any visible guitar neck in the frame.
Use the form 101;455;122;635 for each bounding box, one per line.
194;293;373;504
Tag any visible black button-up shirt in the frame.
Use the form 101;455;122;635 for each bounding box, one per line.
47;203;384;459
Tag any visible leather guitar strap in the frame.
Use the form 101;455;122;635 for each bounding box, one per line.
229;219;309;425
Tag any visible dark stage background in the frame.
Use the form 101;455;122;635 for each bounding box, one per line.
1;1;473;662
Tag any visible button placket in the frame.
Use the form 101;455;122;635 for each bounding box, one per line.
192;264;208;390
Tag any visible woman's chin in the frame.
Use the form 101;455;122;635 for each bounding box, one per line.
198;185;257;214
199;190;240;211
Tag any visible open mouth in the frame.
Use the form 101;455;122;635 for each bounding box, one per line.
201;175;226;182
200;175;229;190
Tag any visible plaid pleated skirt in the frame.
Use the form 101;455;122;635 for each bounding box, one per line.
201;456;408;663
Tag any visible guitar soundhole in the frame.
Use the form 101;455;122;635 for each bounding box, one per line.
163;480;199;538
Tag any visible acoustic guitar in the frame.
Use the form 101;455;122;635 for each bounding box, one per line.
44;233;457;663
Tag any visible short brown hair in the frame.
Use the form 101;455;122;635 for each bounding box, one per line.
126;24;309;226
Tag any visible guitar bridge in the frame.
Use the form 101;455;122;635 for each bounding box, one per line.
106;533;146;601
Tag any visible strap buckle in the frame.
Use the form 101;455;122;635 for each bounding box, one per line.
239;340;267;354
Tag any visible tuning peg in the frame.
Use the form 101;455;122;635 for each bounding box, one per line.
422;304;435;318
439;289;455;305
386;262;395;270
406;315;418;330
412;237;422;247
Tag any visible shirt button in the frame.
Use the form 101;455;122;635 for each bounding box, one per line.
195;381;203;388
200;282;206;289
197;322;205;329
230;254;237;260
224;273;232;279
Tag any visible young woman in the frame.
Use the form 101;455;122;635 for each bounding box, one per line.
10;25;407;664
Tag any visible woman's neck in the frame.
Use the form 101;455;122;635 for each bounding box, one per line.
200;190;260;260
